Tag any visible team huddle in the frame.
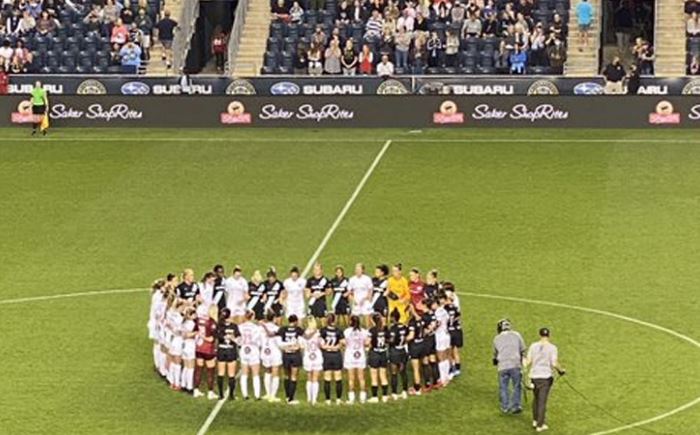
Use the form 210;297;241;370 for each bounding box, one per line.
147;263;464;405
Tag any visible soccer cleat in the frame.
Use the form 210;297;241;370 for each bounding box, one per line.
207;391;218;400
454;370;461;377
193;389;204;398
415;389;422;396
325;400;331;405
392;393;398;401
335;399;342;405
400;391;408;400
533;421;538;428
243;396;249;401
408;387;416;396
268;396;282;403
536;425;549;432
381;396;389;403
287;400;300;405
367;397;379;403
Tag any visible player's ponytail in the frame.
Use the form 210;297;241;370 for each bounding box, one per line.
350;315;360;330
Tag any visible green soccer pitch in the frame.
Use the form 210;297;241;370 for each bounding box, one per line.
1;128;699;435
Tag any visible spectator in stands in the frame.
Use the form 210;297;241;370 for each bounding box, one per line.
461;12;482;38
613;1;633;54
307;42;323;75
121;6;134;26
6;9;21;36
688;11;700;36
212;31;227;74
135;8;153;59
550;13;565;40
111;18;129;46
271;0;289;21
638;41;654;75
103;0;120;34
11;39;31;73
687;0;700;15
120;40;142;71
341;39;357;74
0;65;8;95
546;37;566;73
0;40;12;69
394;26;411;70
312;25;327;47
293;46;308;74
376;53;393;78
365;10;383;41
324;38;341;74
445;30;459;66
35;10;57;35
426;31;442;68
450;1;465;25
602;56;625;94
529;23;546;66
515;0;533;17
509;43;527;74
690;55;700;75
27;0;42;19
336;0;351;25
483;12;498;36
156;10;178;68
483;0;496;17
414;11;428;34
350;0;368;23
411;36;427;73
576;0;593;51
625;63;640;94
18;10;35;35
358;43;373;74
384;0;400;22
289;2;303;23
110;42;122;65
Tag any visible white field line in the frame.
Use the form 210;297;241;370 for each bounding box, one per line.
0;287;146;305
195;139;393;435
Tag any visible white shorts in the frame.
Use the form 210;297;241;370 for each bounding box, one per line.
183;339;196;360
230;303;246;318
286;302;306;320
344;351;367;370
170;336;183;356
261;347;283;368
163;330;173;349
240;345;261;366
148;320;158;340
436;331;451;352
303;352;323;372
351;300;372;316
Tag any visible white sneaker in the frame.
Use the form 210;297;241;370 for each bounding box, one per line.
268;396;282;403
391;393;398;401
382;396;389;403
536;425;549;433
346;399;355;405
400;391;408;400
193;389;204;398
207;391;218;400
288;400;300;405
335;399;342;405
533;421;538;428
325;400;332;405
367;397;379;403
415;390;422;396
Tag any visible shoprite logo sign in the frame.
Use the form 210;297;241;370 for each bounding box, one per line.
648;100;680;125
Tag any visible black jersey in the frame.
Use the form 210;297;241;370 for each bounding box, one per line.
277;325;304;353
247;281;266;317
369;326;389;353
329;276;350;311
213;277;227;309
445;303;462;331
371;277;388;310
216;322;240;350
423;311;437;337
176;281;200;301
389;323;409;350
263;279;284;307
424;282;439;300
408;317;425;343
319;326;344;352
307;275;330;314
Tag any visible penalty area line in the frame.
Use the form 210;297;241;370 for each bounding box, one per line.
194;139;393;435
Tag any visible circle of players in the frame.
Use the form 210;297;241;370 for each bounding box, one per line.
147;262;463;405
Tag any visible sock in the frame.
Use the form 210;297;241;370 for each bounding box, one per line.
439;360;450;383
272;376;280;398
241;375;249;398
194;366;202;389
335;380;343;399
284;379;290;400
289;380;297;401
431;362;439;384
167;363;174;384
207;368;215;391
228;377;236;398
371;385;378;398
172;364;182;387
312;381;319;403
456;363;461;371
306;382;312;402
381;384;388;396
253;375;261;399
414;383;421;391
422;364;432;387
153;345;159;367
218;376;225;398
264;373;272;397
158;353;167;376
181;367;191;390
401;370;408;391
359;391;366;402
391;373;398;393
348;391;355;402
324;380;331;400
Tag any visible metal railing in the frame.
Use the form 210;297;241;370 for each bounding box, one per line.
173;0;201;73
225;0;251;76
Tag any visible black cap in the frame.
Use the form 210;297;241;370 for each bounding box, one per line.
539;327;550;337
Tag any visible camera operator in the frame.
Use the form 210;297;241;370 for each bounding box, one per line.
524;328;565;433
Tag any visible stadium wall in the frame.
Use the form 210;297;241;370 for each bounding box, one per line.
4;96;700;128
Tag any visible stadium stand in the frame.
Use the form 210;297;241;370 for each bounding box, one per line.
261;0;574;75
0;0;161;74
687;0;700;74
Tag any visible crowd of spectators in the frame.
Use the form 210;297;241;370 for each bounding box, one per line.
0;0;176;74
687;0;700;74
266;0;571;75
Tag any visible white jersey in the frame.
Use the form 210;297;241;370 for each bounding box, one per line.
303;331;324;372
260;321;283;367
148;290;164;340
348;274;373;305
225;276;248;314
435;306;449;335
343;327;369;369
199;281;214;306
238;321;263;365
182;319;197;359
446;290;460;309
167;309;184;355
284;277;307;318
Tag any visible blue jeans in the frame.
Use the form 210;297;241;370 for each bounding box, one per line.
499;368;522;411
395;49;408;69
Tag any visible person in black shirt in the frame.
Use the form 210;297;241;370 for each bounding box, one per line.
422;300;439;390
407;306;426;395
320;313;345;404
445;292;463;377
212;265;227;310
603;56;626;94
216;308;240;400
247;270;266;320
367;313;390;402
371;264;389;319
329;266;350;327
263;268;284;319
176;268;200;302
424;269;440;301
278;314;304;404
388;309;409;399
306;263;330;321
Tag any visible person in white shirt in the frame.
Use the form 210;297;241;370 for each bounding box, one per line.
302;318;324;405
181;307;198;392
282;266;307;320
343;315;370;404
148;280;166;372
260;313;283;402
524;328;566;433
376;54;395;78
237;311;263;400
432;295;452;385
348;263;373;323
225;265;248;319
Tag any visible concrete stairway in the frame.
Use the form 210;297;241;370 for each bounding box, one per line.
231;0;270;76
146;0;185;75
654;0;687;76
564;0;602;76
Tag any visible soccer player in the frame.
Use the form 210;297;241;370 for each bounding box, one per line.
367;313;390;402
387;264;410;324
237;311;263;400
343;315;370;404
408;268;426;314
216;308;240;400
433;295;452;386
30;80;49;136
302;318;324;405
148;279;166;372
278;314;304;404
166;298;185;390
282;266;306;321
225;265;248;321
329;266;350;327
306;263;330;321
424;270;440;300
445;290;463;377
422;299;440;390
348;263;373;326
263;268;284;319
194;305;218;400
260;312;283;402
407;306;426;395
181;307;198;392
212;265;227;310
320;313;345;404
199;272;216;307
176;269;200;303
371;264;389;320
247;270;266;320
388;309;409;400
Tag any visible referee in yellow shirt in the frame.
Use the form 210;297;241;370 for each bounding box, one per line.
386;264;410;324
30;81;49;136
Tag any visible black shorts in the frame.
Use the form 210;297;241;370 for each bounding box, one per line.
282;351;302;369
217;347;237;362
334;300;350;315
409;341;426;360
322;351;343;371
424;335;436;355
32;105;46;115
389;348;408;366
372;298;388;317
196;351;216;361
450;330;464;348
310;301;327;319
270;302;284;318
368;350;388;368
252;304;265;320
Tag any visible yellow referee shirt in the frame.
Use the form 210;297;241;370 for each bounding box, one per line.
387;276;410;324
